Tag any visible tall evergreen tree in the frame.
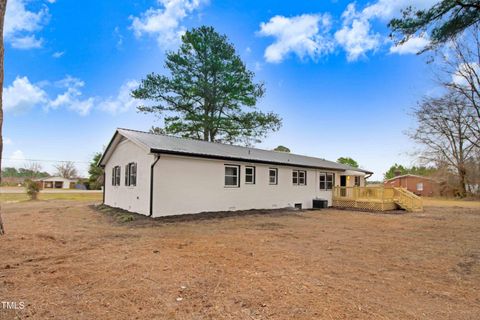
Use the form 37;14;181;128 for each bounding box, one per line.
132;26;282;145
389;0;480;52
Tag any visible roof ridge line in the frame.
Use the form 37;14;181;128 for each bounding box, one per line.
117;127;329;160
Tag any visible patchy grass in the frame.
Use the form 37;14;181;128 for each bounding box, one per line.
423;198;480;208
1;199;479;319
96;204;138;223
0;192;102;203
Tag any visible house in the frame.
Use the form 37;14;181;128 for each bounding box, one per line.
98;128;373;217
384;174;438;197
34;176;77;189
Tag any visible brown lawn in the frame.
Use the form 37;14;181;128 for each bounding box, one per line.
1;199;479;319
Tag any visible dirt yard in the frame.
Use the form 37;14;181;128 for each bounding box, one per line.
1;199;479;319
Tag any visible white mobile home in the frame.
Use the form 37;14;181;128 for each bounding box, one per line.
98;129;372;217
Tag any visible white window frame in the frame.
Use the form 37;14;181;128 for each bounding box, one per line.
125;162;137;187
319;172;334;190
245;166;255;184
269;168;278;185
292;170;306;186
112;166;121;186
416;182;424;191
224;165;240;187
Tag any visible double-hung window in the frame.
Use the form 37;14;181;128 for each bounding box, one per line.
319;173;334;190
245;166;255;184
125;163;137;186
112;166;121;186
225;165;240;187
269;168;278;185
293;170;306;185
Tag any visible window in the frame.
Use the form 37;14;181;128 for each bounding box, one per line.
112;166;121;186
125;163;137;186
292;170;307;185
299;171;306;185
416;182;424;191
225;165;240;187
319;173;334;190
245;166;255;184
354;176;361;187
269;168;278;185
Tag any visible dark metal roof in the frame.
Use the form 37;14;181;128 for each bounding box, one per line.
100;128;373;174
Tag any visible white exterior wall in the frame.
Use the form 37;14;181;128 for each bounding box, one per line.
339;170;366;187
152;154;342;217
40;177;75;189
104;140;154;215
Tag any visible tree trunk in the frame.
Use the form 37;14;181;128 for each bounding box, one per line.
0;0;7;236
458;166;468;197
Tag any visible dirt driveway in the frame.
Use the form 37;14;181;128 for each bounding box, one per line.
1;200;479;319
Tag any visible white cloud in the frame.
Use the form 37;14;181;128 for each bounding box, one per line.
3;76;47;113
4;75;143;116
10;35;43;49
130;0;207;48
389;35;430;55
5;0;50;49
334;5;380;62
334;0;437;61
98;80;140;114
52;51;65;58
452;62;480;88
258;14;334;63
4;137;13;145
11;150;25;161
48;76;94;116
361;0;437;21
5;149;26;168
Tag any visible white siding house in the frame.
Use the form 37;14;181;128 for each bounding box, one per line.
98;129;372;217
35;176;76;189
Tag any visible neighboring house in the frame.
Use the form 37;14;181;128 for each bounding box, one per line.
35;176;77;189
98;128;372;217
384;174;438;197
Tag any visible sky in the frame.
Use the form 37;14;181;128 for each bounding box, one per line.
4;0;440;180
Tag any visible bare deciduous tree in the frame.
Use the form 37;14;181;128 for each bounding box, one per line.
0;0;7;236
23;162;43;179
439;25;480;148
54;161;78;179
410;92;477;197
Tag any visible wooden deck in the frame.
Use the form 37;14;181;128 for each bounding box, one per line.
332;187;423;212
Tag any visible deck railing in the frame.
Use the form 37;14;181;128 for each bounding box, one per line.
333;186;423;212
333;186;394;202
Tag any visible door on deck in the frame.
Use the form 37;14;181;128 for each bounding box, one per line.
340;175;347;197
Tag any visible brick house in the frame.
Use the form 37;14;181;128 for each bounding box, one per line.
384;174;438;197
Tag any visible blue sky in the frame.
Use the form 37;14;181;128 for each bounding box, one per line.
4;0;438;180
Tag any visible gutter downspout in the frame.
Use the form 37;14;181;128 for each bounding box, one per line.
102;171;105;204
149;155;161;217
